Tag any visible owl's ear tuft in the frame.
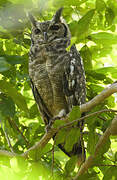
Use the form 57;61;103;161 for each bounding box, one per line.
52;7;63;23
28;12;37;27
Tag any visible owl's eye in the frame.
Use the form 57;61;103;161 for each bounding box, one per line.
50;25;60;31
34;28;41;34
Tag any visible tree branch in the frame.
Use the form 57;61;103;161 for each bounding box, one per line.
0;150;17;157
7;117;30;148
0;83;117;167
20;83;117;158
58;109;117;130
73;115;117;179
80;83;117;113
22;128;58;158
0;120;14;153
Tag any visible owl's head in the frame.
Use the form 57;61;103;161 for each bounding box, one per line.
29;8;71;46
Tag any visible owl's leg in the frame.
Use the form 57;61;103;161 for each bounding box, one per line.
46;109;66;132
56;109;66;118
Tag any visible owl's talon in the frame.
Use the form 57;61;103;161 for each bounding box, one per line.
46;116;61;132
49;116;60;126
45;124;52;132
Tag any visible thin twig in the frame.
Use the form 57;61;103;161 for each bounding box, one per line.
80;83;117;113
51;141;55;176
22;128;58;158
44;147;54;154
80;129;85;165
58;109;117;130
4;128;14;153
106;157;116;163
7;117;30;148
0;120;14;153
97;115;107;121
0;150;17;157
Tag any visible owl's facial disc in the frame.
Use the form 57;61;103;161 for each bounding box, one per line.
30;8;70;45
32;21;68;44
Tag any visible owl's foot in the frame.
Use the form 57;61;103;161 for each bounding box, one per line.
46;109;66;132
45;124;51;132
46;116;61;132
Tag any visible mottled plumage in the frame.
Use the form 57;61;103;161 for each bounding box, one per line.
29;8;86;160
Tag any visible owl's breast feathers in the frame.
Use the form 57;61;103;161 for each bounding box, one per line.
29;44;86;124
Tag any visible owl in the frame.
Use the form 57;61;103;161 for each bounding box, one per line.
29;8;86;162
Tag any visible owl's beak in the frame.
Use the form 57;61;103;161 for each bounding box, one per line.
43;32;48;42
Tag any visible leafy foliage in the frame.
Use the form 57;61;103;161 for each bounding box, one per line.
0;0;117;179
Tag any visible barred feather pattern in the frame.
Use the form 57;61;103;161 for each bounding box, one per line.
29;8;86;160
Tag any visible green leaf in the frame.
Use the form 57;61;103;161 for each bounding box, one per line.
65;156;78;173
105;8;115;26
53;0;87;9
55;129;67;145
77;9;95;36
87;130;99;154
89;84;104;93
88;32;117;45
0;95;15;117
4;55;24;65
87;70;106;81
103;167;117;180
103;77;113;84
0;41;3;51
80;45;92;70
90;45;112;60
94;67;117;79
115;152;117;162
109;25;116;32
107;0;117;16
96;0;106;12
9;0;32;5
10;157;19;172
15;156;28;172
98;139;111;156
106;96;115;108
41;143;52;155
69;106;81;122
0;111;5;121
64;128;80;152
53;119;66;128
69;9;95;38
0;80;28;113
78;171;100;180
95;67;116;74
0;57;11;72
29;103;39;119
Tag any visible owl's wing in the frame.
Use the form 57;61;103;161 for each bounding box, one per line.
62;45;86;163
63;45;86;110
30;78;52;125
